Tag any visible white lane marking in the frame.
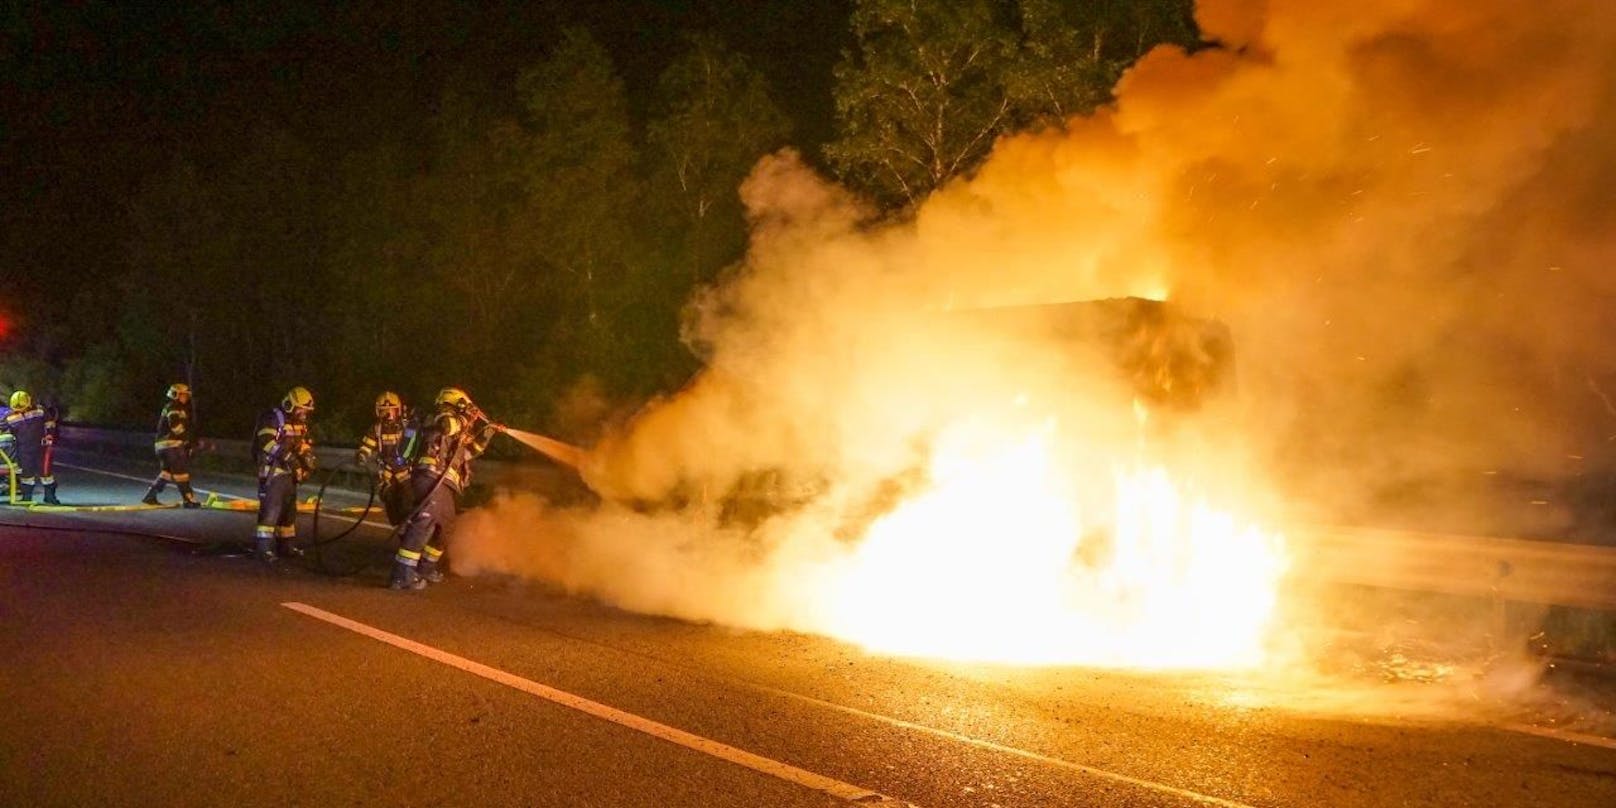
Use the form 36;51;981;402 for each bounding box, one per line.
742;680;1257;808
280;602;901;805
56;462;394;531
421;616;1257;807
1505;723;1616;751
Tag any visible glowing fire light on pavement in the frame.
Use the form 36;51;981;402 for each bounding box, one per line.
814;421;1288;669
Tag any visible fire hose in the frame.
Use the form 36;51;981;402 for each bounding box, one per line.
2;415;587;580
302;464;382;577
303;408;511;577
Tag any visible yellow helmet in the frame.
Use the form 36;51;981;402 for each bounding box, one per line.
281;386;315;413
7;390;30;410
435;387;472;411
375;391;402;418
167;383;191;401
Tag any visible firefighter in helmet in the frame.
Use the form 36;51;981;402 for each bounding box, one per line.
1;390;60;505
252;386;318;562
355;391;417;525
389;386;503;590
142;383;202;508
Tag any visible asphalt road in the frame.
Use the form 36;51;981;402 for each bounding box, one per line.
3;459;1615;807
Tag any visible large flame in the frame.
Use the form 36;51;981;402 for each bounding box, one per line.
814;420;1288;669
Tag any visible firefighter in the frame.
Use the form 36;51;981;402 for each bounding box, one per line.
354;391;416;525
389;387;503;590
40;397;60;502
142;383;202;508
1;390;59;504
252;386;318;562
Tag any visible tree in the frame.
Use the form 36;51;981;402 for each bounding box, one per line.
828;0;1200;211
1009;0;1111;123
121;160;227;405
1012;0;1196;121
117;131;334;433
513;28;642;374
647;33;793;286
827;0;1022;210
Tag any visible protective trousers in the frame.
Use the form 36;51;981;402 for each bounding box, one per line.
254;473;299;560
391;475;457;588
7;443;46;503
145;446;198;505
378;467;414;526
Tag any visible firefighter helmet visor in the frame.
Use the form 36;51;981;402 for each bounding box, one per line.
375;391;402;418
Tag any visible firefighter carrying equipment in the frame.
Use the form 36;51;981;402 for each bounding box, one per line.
1;392;59;505
253;395;317;561
144;388;200;508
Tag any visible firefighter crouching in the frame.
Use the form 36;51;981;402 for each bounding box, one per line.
1;390;60;505
390;387;503;591
142;383;202;508
355;391;416;525
253;387;318;562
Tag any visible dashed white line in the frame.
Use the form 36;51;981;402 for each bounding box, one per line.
281;601;902;805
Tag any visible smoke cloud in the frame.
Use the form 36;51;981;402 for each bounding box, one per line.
459;0;1616;677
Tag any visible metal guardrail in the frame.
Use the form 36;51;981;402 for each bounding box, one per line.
1295;524;1616;611
56;424;563;494
48;427;1616;611
61;423;350;470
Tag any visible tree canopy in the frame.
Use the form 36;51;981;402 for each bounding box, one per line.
827;0;1196;209
0;5;1196;442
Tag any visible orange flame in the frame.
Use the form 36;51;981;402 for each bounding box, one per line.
813;421;1288;669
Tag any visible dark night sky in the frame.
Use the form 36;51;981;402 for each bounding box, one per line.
0;0;849;303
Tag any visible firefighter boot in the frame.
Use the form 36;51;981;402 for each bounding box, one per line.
142;479;165;506
42;482;60;506
179;482;200;509
253;537;277;564
417;559;445;584
276;539;305;559
388;560;426;591
17;481;35;504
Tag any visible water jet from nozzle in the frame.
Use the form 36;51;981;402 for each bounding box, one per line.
503;427;588;470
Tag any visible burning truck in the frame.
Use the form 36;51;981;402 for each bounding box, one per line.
483;291;1287;669
711;295;1239;529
